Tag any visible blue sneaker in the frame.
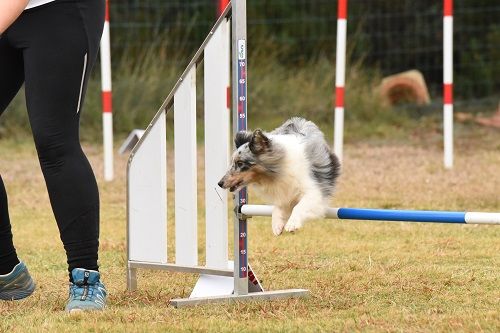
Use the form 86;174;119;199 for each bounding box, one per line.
66;268;107;313
0;262;36;300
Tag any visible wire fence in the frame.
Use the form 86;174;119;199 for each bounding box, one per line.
109;0;499;104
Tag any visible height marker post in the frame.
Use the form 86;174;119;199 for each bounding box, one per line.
100;0;114;181
232;0;249;296
333;0;347;162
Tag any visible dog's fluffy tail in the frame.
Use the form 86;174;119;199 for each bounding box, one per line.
310;149;341;198
271;117;323;139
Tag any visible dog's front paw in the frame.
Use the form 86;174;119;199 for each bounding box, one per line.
272;221;285;236
284;219;303;233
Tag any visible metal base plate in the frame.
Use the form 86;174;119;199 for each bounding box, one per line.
170;289;309;308
190;261;263;298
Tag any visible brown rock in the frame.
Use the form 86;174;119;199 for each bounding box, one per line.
379;70;431;106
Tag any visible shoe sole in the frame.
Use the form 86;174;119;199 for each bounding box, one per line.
67;307;105;314
68;308;84;316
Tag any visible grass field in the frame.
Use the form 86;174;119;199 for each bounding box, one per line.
0;127;499;332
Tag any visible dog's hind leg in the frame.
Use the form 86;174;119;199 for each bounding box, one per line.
272;205;292;236
284;192;326;233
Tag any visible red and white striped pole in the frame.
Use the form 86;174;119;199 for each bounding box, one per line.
333;0;347;162
443;0;453;168
218;0;231;130
217;0;230;16
100;0;114;181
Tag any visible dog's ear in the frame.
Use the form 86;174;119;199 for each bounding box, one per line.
249;129;270;154
235;131;253;148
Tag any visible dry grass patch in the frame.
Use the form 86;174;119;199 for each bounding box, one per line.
0;134;499;332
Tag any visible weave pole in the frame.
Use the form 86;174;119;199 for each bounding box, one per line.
100;0;114;181
333;0;347;162
443;0;454;168
241;205;500;225
217;0;231;151
217;0;230;16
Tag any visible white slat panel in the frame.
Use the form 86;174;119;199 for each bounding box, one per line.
174;66;198;266
204;19;230;269
128;111;167;263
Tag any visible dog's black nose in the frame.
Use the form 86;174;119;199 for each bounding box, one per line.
217;180;224;188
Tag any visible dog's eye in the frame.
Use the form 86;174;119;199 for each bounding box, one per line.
236;161;244;169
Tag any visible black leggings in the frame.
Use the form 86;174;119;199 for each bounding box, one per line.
0;0;104;278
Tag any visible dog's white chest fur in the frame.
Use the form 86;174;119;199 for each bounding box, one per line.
258;135;314;205
252;134;328;235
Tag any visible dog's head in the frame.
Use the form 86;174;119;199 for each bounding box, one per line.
218;129;276;192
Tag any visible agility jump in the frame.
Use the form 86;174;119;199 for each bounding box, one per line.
127;0;308;308
126;0;499;308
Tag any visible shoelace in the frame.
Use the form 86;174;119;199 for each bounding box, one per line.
69;282;106;302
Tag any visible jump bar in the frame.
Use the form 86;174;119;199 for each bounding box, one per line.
240;205;500;225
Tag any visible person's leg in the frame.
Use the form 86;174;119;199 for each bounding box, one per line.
0;176;20;275
17;0;104;279
0;35;24;275
0;34;36;302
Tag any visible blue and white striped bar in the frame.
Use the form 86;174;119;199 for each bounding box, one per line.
240;205;500;225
